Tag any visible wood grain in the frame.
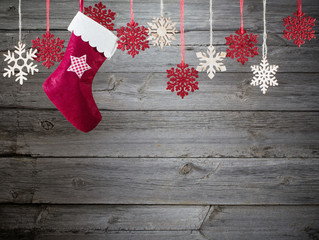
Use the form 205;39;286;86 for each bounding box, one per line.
201;206;319;240
1;72;319;111
0;204;209;231
1;157;318;205
0;109;317;158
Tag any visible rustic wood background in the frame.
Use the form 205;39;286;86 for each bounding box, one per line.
1;0;319;239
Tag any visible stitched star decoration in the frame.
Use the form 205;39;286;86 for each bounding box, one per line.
251;56;279;94
117;21;150;58
84;2;116;31
166;63;199;99
31;32;65;69
225;28;259;65
196;45;226;79
67;55;91;78
283;11;316;47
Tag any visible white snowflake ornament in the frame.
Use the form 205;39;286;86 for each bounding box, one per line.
147;16;177;49
196;45;226;79
251;56;278;94
3;42;38;85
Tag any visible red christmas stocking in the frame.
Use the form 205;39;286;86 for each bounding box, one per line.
43;11;118;132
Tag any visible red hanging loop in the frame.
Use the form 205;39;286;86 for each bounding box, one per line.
297;0;302;15
130;0;134;23
46;0;50;33
240;0;244;33
180;0;185;65
79;0;83;13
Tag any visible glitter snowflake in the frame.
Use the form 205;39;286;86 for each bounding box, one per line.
117;21;150;58
3;42;39;85
147;16;177;49
251;56;278;94
166;63;199;99
196;45;226;79
84;2;116;31
31;32;64;69
283;11;316;47
225;28;259;65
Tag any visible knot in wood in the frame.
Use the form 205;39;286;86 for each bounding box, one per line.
72;177;86;189
179;163;193;175
41;120;54;130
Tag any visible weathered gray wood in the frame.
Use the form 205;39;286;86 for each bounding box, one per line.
1;157;319;205
0;205;209;231
0;109;317;158
0;0;318;33
0;231;207;240
201;206;319;240
1;72;319;111
2;45;318;73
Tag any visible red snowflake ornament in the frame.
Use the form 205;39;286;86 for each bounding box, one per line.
117;21;150;58
283;11;316;47
32;32;64;69
225;28;259;65
166;63;199;99
84;2;116;31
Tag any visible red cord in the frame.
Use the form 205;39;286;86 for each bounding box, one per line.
240;0;244;33
297;0;302;14
180;0;185;65
130;0;134;23
46;0;50;33
79;0;83;13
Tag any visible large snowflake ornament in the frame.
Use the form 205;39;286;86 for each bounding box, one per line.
147;16;177;49
31;32;64;69
225;28;259;65
117;21;150;58
166;63;199;99
251;56;278;94
84;2;116;31
283;11;316;47
196;45;226;79
3;42;39;85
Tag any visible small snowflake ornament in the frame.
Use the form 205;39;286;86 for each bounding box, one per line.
147;16;177;49
32;32;65;69
117;21;150;58
3;42;39;85
167;63;199;99
283;10;316;47
225;28;259;65
84;2;116;31
196;46;226;79
251;56;278;94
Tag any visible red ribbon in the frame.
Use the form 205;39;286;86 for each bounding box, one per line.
297;0;302;14
46;0;50;33
79;0;83;13
240;0;244;33
180;0;185;65
130;0;134;23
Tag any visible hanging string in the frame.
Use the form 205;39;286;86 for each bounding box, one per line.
160;0;164;16
297;0;302;15
209;0;213;46
240;0;244;33
46;0;50;33
180;0;185;65
130;0;134;23
18;0;22;43
79;0;83;13
262;0;267;58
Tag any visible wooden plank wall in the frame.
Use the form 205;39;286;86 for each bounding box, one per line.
0;0;319;239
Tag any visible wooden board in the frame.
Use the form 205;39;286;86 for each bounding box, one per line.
0;204;209;231
0;109;317;158
1;73;319;111
1;157;319;205
201;206;319;240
